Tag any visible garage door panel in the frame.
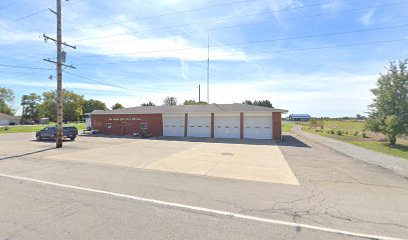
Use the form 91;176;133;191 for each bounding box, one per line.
215;116;240;138
244;116;272;139
188;116;211;137
163;117;184;137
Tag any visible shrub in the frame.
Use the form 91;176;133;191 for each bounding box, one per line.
308;119;324;129
353;131;359;136
336;130;343;136
328;129;335;134
362;132;368;138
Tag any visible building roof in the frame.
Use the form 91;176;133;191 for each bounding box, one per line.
0;112;19;121
92;104;288;115
289;114;311;118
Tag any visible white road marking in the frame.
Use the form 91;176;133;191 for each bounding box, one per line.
0;173;404;240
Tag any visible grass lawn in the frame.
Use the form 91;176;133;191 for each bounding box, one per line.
282;122;296;133
0;122;86;134
349;141;408;160
303;119;408;160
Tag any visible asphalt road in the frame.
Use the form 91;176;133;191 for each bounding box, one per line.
0;133;407;239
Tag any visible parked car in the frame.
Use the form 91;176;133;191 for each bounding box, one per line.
23;120;36;125
36;126;78;141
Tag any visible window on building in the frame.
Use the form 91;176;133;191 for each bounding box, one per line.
140;123;148;130
106;123;112;129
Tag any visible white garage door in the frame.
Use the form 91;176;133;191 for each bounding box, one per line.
244;116;272;139
214;116;240;138
163;116;185;137
188;114;211;137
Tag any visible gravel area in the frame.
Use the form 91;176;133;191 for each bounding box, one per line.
291;125;408;177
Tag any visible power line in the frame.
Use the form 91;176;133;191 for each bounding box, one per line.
65;0;264;32
0;64;53;70
63;71;198;93
211;38;408;58
4;37;407;69
72;1;407;42
74;24;408;58
0;70;45;75
73;38;408;65
11;8;48;22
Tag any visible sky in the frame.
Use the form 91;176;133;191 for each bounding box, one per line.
0;0;407;117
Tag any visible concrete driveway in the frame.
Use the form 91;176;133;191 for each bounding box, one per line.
1;132;407;239
28;135;298;185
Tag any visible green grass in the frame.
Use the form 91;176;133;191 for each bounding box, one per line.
349;141;408;160
302;119;367;139
321;119;366;131
282;122;296;133
302;119;408;160
0;122;86;134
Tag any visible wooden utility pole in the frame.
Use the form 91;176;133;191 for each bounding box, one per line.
43;0;76;148
56;0;63;148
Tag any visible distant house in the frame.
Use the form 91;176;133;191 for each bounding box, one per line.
0;112;19;126
288;114;311;122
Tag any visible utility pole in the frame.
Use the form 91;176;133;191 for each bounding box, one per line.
198;84;201;102
43;0;76;148
207;35;210;104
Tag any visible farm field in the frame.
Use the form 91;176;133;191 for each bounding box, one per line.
0;122;86;134
300;119;408;160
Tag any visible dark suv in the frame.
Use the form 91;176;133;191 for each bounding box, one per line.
36;126;78;141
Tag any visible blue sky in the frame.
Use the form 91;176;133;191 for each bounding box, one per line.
0;0;407;117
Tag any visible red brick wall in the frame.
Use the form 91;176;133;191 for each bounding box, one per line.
91;114;163;136
240;112;244;139
211;113;215;138
272;112;282;140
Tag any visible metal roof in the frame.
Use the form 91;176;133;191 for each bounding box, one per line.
289;114;311;118
91;104;288;115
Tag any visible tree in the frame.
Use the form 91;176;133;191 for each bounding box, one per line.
183;100;208;105
242;99;273;108
0;87;15;115
83;99;107;113
141;101;155;106
21;93;42;122
243;100;253;105
367;59;408;145
38;90;85;122
112;103;124;110
163;96;177;106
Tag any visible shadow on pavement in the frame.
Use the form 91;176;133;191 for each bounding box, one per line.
30;139;73;143
0;148;55;161
278;135;311;148
80;134;276;146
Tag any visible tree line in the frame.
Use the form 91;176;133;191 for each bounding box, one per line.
1;88;275;123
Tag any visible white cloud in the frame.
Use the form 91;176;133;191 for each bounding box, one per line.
267;0;304;21
358;9;375;26
0;21;41;45
321;0;345;13
180;59;188;80
70;25;248;61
